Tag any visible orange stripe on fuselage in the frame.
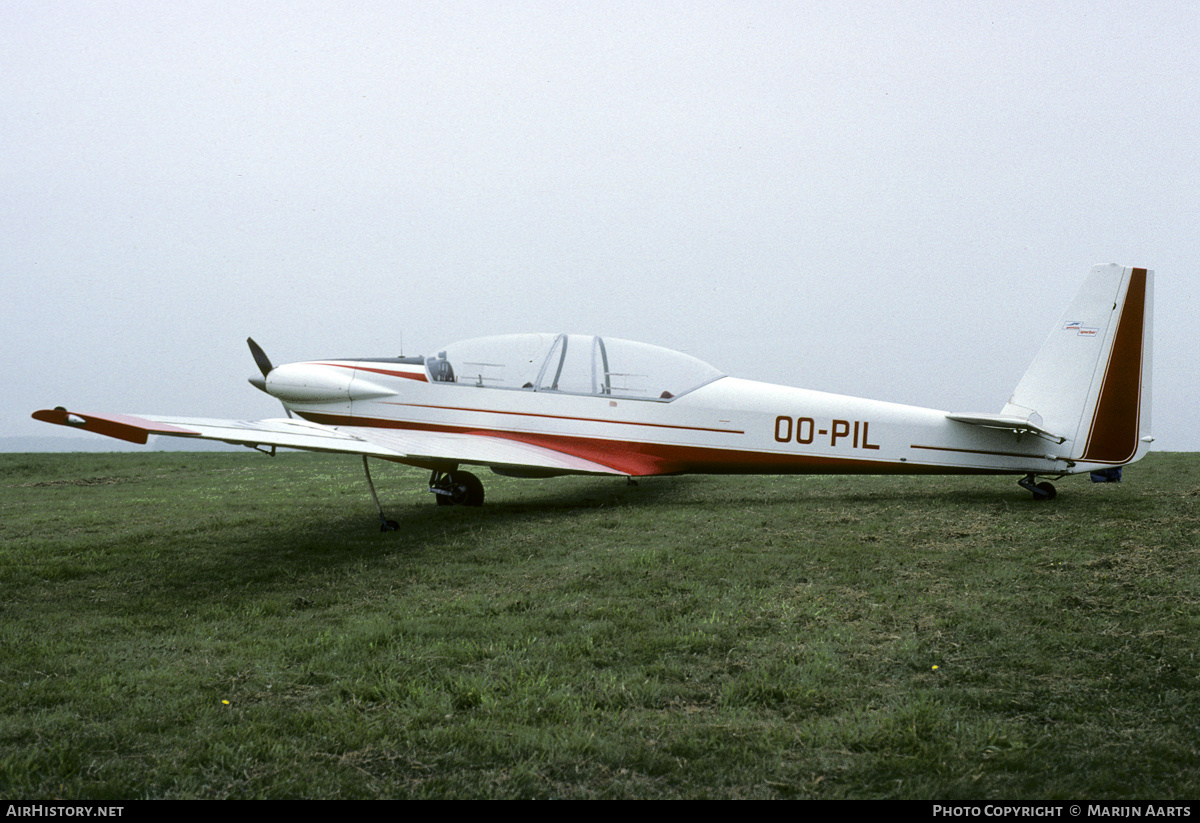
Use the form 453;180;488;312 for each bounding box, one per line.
313;362;429;381
297;412;1002;478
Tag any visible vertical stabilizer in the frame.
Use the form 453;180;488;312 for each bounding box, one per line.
1001;265;1153;466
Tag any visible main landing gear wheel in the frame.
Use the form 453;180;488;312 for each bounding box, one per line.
1018;474;1058;501
430;470;485;507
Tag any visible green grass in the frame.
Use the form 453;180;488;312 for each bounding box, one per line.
1;451;1198;798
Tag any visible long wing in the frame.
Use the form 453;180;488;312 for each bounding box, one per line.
31;409;623;476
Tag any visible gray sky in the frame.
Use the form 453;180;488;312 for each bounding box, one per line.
5;1;1197;451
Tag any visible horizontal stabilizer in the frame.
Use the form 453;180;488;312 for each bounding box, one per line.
945;413;1066;443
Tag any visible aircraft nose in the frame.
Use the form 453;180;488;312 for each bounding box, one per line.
256;361;394;402
264;362;355;402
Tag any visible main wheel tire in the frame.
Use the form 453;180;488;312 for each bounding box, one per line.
454;471;485;507
434;471;485;507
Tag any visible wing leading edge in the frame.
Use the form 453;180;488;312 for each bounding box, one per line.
30;409;623;476
32;410;624;479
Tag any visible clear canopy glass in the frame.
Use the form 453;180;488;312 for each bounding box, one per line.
425;334;723;400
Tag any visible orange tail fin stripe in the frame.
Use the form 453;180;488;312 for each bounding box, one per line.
1080;268;1147;463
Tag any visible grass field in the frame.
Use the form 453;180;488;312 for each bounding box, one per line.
1;450;1197;799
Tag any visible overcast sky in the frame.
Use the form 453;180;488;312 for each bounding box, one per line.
5;1;1196;452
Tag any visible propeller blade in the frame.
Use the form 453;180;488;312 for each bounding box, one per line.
247;337;274;377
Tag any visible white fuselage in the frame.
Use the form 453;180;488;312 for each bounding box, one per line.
271;361;1069;478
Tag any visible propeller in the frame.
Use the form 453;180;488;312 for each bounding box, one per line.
247;337;274;394
248;337;274;379
246;337;293;417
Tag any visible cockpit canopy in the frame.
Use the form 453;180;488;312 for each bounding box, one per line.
425;333;723;400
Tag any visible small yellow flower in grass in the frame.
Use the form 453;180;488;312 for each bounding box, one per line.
222;699;230;705
931;665;939;671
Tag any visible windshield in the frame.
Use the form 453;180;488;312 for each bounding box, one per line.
425;333;723;400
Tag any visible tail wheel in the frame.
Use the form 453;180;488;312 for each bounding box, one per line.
1034;481;1057;501
1018;474;1058;502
